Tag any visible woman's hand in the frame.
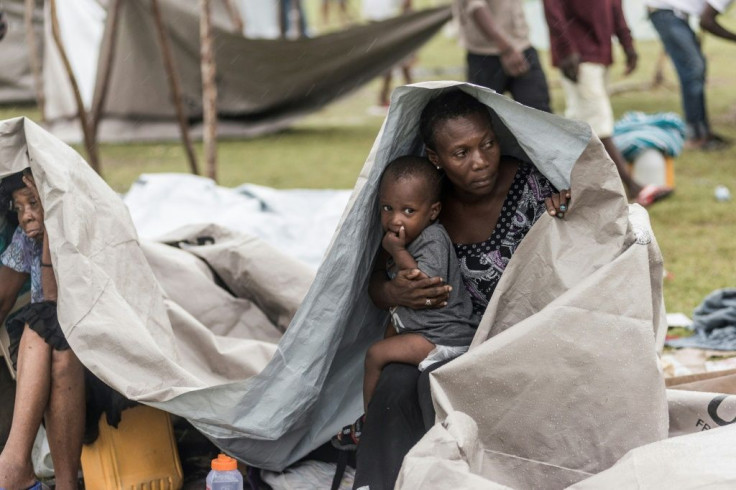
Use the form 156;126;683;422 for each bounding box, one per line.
545;189;571;219
21;173;44;221
387;269;450;309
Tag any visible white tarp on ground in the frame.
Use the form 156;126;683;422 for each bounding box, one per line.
122;174;350;270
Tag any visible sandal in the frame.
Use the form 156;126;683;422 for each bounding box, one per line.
635;184;673;208
331;414;365;450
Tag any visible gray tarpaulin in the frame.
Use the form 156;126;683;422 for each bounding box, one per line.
47;1;452;142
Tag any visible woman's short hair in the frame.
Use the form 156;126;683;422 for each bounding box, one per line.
381;155;444;203
419;89;492;151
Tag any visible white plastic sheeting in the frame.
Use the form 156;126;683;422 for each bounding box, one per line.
123;174;351;270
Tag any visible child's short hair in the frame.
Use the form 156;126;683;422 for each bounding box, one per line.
381;155;444;203
419;89;492;152
0;170;28;228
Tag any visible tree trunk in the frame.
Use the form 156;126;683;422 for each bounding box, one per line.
90;0;123;135
200;0;218;182
150;0;200;175
222;0;244;34
49;0;101;174
24;0;45;123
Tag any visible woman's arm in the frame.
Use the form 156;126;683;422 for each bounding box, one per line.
369;249;450;310
40;230;57;302
0;266;27;324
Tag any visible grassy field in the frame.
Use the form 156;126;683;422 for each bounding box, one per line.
1;5;734;317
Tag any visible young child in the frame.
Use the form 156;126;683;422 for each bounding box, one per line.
333;155;478;449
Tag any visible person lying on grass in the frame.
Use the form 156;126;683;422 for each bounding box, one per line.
332;155;480;450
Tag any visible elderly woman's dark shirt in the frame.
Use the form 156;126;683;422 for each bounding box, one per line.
453;162;556;316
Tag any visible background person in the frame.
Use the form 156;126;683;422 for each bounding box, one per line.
453;0;552;113
363;0;414;108
352;89;570;490
542;0;673;207
647;0;735;150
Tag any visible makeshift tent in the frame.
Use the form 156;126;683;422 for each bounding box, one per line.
43;0;452;142
0;0;43;104
3;83;735;487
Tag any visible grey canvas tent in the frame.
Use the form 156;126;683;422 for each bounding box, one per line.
44;0;452;142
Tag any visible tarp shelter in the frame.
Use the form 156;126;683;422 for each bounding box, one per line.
0;0;43;104
43;0;452;142
3;82;736;486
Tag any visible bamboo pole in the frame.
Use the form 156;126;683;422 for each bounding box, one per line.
222;0;244;34
150;0;200;175
49;0;101;174
200;0;218;182
90;0;123;134
24;0;45;122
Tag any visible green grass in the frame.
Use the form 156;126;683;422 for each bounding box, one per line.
1;7;735;316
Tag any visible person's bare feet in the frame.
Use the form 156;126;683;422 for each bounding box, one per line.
0;452;37;490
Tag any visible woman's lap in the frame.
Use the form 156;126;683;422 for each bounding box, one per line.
353;360;449;490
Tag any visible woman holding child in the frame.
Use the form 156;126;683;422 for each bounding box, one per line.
351;89;570;489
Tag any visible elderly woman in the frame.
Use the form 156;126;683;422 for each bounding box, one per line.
0;170;85;490
352;89;570;489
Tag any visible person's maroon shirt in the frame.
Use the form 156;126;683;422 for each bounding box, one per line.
542;0;635;67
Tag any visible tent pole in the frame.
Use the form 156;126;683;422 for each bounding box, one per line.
49;0;102;175
24;0;45;123
200;0;218;182
90;0;123;136
150;0;200;176
221;0;243;34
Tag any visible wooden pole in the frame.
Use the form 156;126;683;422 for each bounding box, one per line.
200;0;218;182
24;0;45;122
150;0;200;175
221;0;244;34
49;0;102;174
90;0;123;135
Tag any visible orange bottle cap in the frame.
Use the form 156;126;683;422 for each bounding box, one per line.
211;453;238;471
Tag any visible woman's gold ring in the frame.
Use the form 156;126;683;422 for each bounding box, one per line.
425;298;432;307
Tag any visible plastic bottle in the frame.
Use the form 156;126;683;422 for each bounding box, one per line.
206;454;243;490
632;148;667;187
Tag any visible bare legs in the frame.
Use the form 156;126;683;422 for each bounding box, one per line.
0;325;85;490
363;333;434;412
378;63;413;107
45;348;85;490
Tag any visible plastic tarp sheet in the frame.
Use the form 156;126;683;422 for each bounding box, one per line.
0;115;310;460
46;1;452;142
122;174;351;270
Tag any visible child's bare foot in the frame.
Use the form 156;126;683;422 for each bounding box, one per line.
0;453;37;490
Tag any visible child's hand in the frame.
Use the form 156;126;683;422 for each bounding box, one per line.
545;189;571;219
382;226;407;256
